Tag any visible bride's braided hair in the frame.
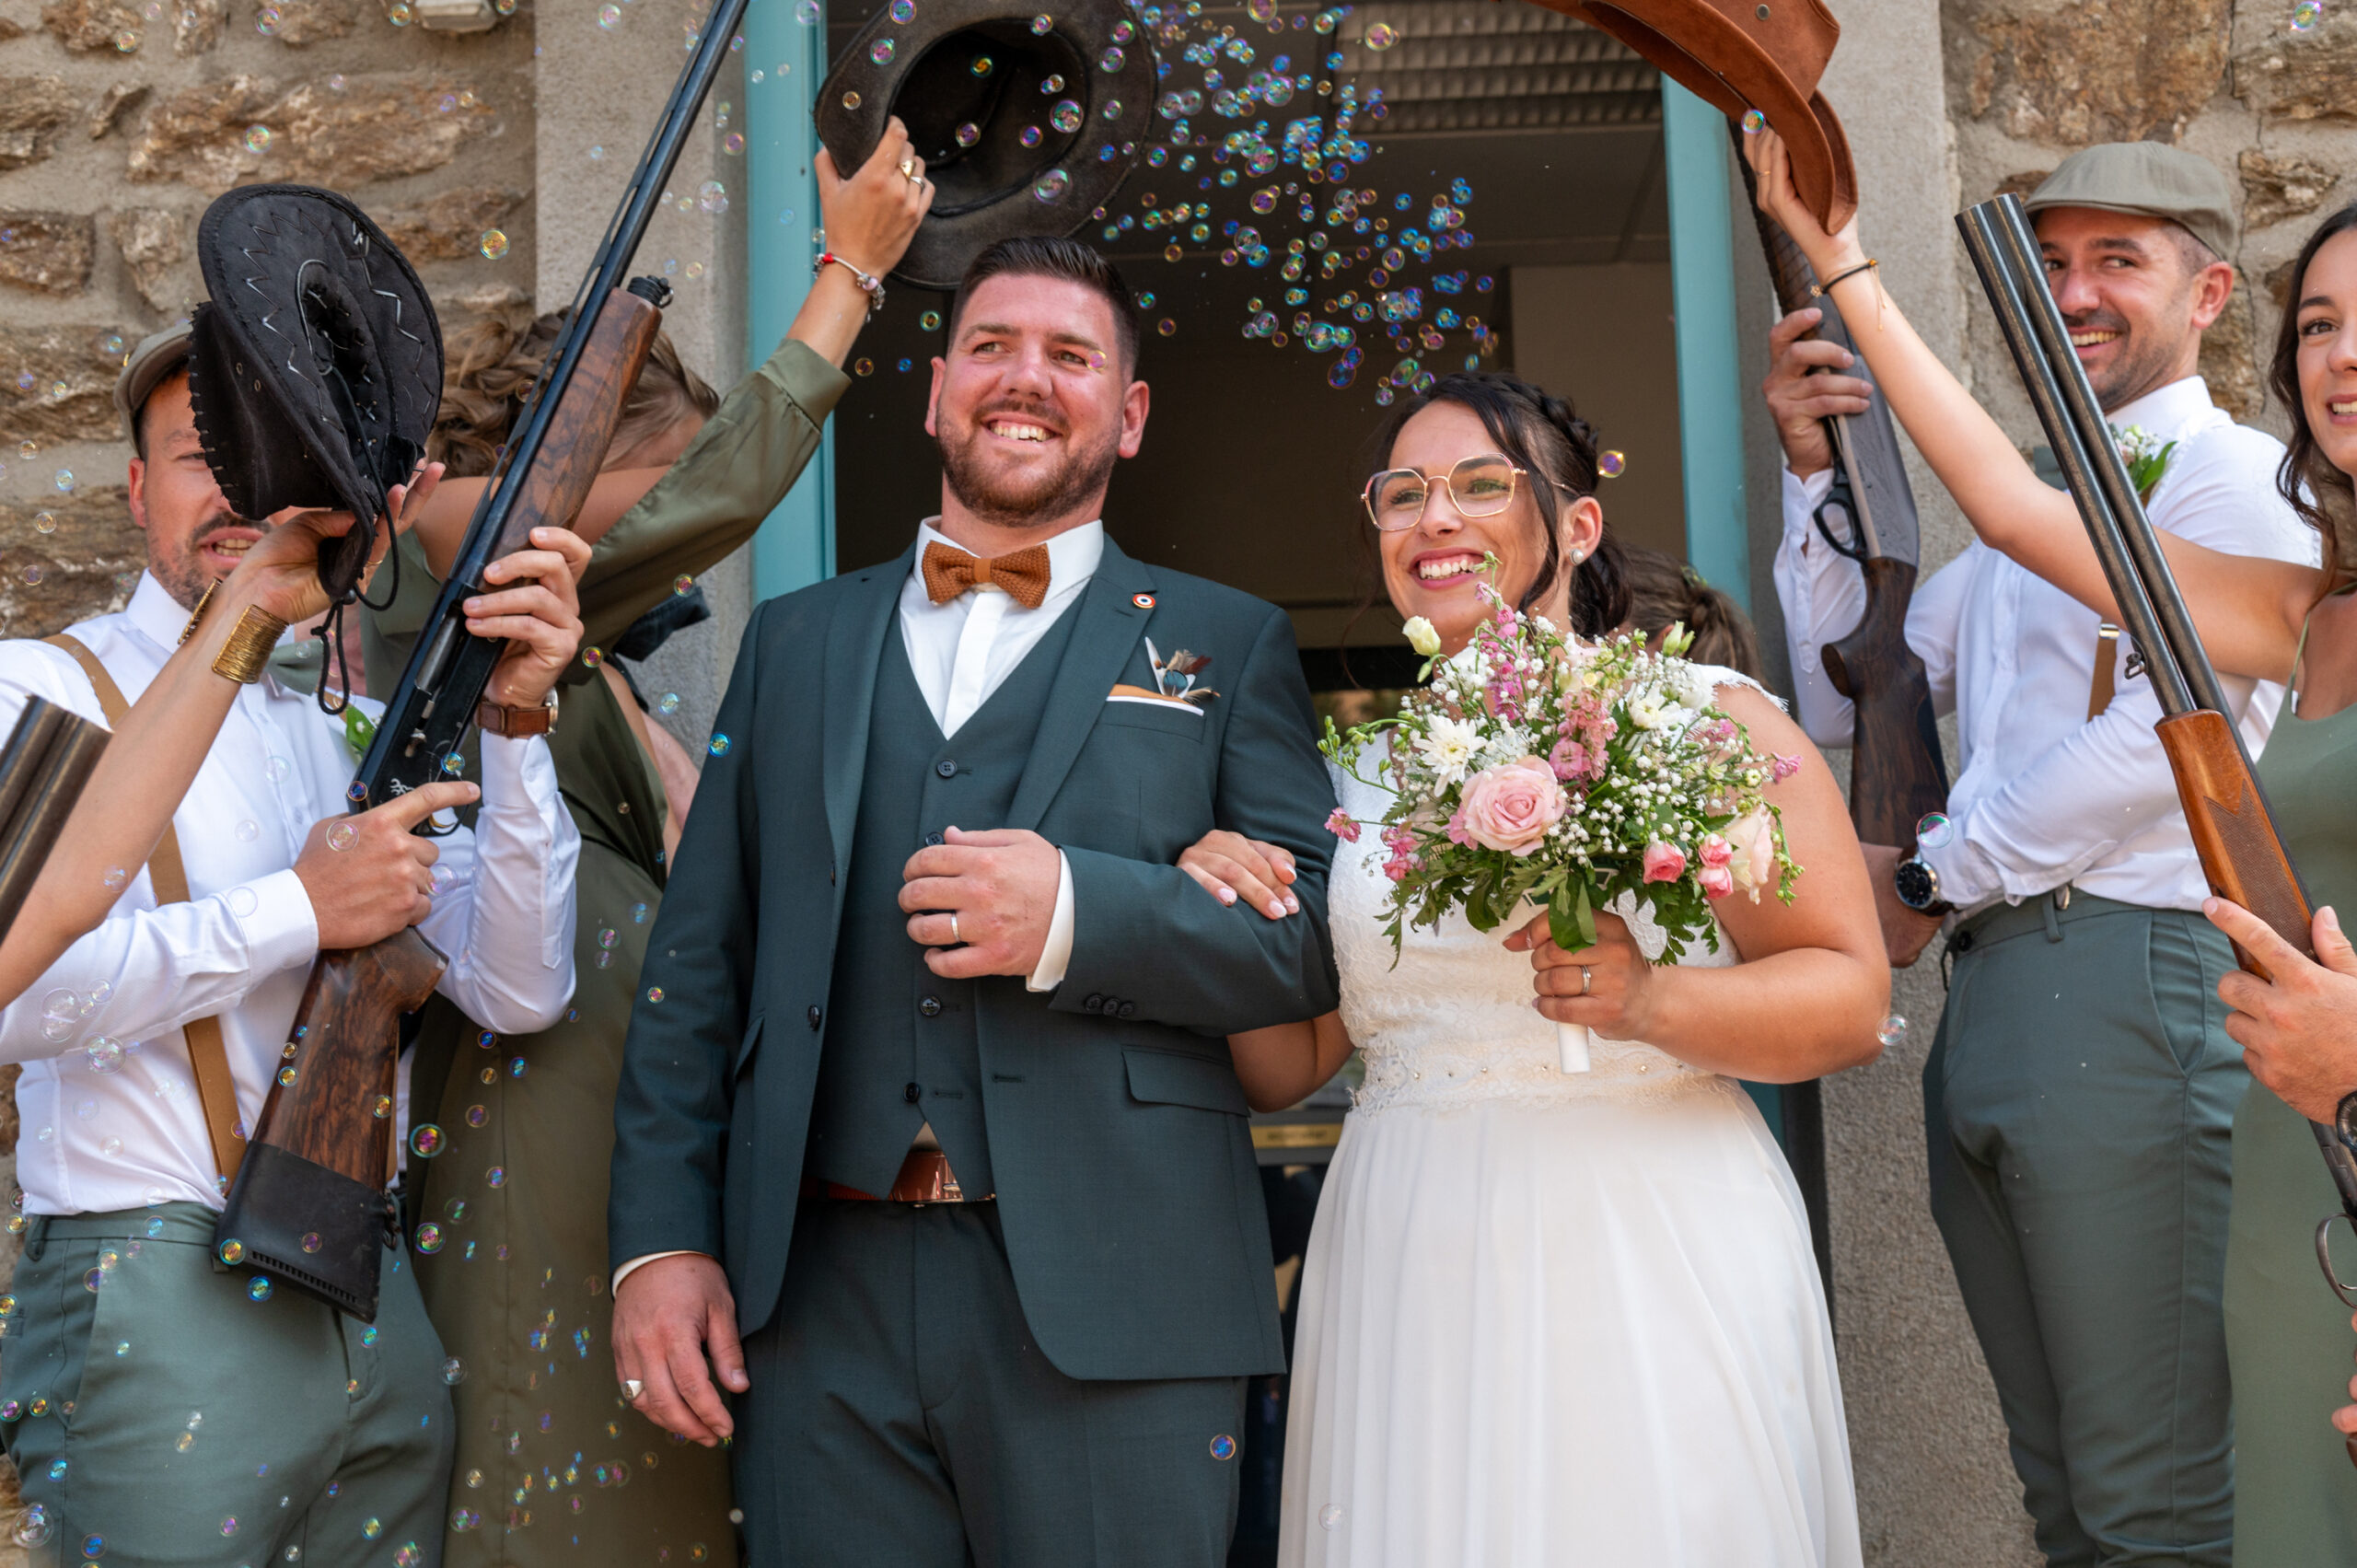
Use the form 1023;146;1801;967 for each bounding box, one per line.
1363;371;1631;637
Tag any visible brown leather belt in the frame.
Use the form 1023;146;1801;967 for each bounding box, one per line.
801;1149;993;1204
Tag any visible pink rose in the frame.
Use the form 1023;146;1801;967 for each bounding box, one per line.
1725;807;1778;897
1325;808;1362;843
1698;833;1732;869
1548;737;1589;781
1454;758;1565;857
1642;841;1687;883
1699;865;1736;900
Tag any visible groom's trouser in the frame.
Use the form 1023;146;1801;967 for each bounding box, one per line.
736;1196;1247;1566
1924;891;2242;1567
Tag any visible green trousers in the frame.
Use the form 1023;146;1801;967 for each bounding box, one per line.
0;1202;453;1566
737;1199;1245;1566
1925;892;2242;1567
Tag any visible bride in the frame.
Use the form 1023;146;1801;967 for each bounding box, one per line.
1180;372;1887;1565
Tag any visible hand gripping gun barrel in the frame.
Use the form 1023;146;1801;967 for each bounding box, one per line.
1960;192;2357;1470
212;0;755;1321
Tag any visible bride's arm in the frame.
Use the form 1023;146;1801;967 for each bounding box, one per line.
1509;685;1889;1082
1227;1014;1355;1114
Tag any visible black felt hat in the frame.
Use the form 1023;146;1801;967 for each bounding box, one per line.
816;0;1158;291
187;184;442;598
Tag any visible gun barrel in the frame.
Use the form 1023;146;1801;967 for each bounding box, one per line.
0;698;109;939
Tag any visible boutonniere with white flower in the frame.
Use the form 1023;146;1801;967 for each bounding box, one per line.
2111;423;2178;505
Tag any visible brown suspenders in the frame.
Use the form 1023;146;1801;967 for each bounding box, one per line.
42;633;247;1185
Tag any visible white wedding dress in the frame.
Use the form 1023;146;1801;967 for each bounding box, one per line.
1279;691;1864;1567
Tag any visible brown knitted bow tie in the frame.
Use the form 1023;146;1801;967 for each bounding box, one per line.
921;540;1051;610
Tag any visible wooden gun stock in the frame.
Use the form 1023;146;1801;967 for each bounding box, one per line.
1817;556;1949;851
218;928;446;1320
493;287;663;559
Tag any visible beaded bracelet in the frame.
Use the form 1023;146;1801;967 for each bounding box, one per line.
815;250;886;314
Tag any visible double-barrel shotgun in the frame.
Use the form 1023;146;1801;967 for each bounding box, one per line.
213;0;757;1321
1960;192;2357;1470
0;698;109;941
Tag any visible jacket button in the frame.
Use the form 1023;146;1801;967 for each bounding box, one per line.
923;831;944;846
919;995;943;1018
1082;993;1105;1014
935;760;958;778
807;1005;822;1030
1117;1001;1136;1019
905;1082;922;1104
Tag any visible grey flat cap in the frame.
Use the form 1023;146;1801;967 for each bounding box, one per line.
111;321;193;440
2024;142;2237;261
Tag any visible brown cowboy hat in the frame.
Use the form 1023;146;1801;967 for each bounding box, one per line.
1529;0;1856;232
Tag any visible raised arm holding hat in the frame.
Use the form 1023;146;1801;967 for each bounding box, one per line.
1751;132;2318;1565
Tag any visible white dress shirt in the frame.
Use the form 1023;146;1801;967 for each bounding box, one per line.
0;573;580;1216
1773;376;2317;915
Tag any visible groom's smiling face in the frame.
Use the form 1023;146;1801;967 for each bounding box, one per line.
927;272;1150;537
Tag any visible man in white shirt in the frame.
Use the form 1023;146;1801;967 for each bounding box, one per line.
607;237;1339;1566
1768;144;2314;1565
0;326;584;1560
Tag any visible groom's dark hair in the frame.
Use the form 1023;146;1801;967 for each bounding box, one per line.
947;236;1144;372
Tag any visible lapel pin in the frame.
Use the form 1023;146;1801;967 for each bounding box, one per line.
1132;592;1155;610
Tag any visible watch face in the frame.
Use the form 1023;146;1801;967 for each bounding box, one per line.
2339;1092;2357;1152
1894;857;1940;912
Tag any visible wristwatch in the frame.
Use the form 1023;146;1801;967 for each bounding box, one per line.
476;688;559;738
1893;854;1954;917
2337;1088;2357;1154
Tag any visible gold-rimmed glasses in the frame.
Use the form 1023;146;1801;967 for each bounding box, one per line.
1360;452;1573;532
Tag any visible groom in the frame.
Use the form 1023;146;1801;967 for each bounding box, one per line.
607;235;1340;1563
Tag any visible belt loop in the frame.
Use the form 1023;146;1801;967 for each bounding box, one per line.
22;1214;47;1263
2041;895;2064;944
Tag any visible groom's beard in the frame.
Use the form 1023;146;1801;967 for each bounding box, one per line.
937;405;1120;528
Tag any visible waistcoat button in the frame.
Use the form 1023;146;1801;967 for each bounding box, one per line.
919;996;943;1018
935;760;958;778
807;1005;822;1030
923;831;944;846
904;1082;922;1104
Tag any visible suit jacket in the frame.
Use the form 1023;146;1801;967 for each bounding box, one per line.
609;536;1341;1380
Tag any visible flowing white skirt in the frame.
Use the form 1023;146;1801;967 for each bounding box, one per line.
1277;1076;1864;1568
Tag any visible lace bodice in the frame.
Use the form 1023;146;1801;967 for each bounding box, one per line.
1329;667;1764;1116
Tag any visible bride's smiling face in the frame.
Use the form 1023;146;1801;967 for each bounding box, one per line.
1373;401;1603;656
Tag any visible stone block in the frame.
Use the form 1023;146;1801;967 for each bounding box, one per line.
0;488;143;641
106;206;191;316
2198;279;2262;422
1991;168;2050;202
0;15;22;39
2234;10;2357;124
126;72;497;195
0;213;96;297
0;77;82;174
0;328;133;446
38;0;142;52
1958;0;2233;145
372;185;522;262
2238;148;2340;231
173;0;225;55
87;81;149;142
262;0;360;46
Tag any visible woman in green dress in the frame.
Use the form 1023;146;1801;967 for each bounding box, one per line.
366;123;932;1563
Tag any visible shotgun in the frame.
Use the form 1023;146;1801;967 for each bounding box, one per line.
1960;192;2357;1470
0;698;109;940
213;0;753;1321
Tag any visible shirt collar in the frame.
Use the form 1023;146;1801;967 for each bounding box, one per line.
911;517;1106;598
123;571;195;653
2107;375;2223;442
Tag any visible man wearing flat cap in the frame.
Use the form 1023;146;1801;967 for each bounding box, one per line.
1760;141;2316;1563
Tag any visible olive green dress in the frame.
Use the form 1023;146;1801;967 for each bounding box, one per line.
361;338;851;1564
2227;595;2357;1567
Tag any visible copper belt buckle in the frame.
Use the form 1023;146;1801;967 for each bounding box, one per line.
811;1149;992;1204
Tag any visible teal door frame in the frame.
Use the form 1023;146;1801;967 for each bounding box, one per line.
744;2;835;602
1660;78;1750;615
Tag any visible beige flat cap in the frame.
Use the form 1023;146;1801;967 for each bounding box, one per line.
111;321;193;440
2024;142;2237;262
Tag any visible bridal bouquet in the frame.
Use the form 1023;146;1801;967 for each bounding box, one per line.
1321;568;1802;1072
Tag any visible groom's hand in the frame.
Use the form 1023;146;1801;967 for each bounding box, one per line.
611;1253;748;1446
901;826;1062;978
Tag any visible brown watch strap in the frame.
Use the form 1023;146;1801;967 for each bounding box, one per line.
475;695;556;738
44;633;245;1184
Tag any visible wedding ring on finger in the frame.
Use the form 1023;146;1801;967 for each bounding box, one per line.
948;912;960;944
1579;966;1592;996
621;1379;644;1401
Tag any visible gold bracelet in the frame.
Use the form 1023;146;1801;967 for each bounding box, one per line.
1810;258;1878;297
177;578;221;647
211;603;290;685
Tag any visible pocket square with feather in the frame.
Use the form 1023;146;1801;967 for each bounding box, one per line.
1109;637;1220;711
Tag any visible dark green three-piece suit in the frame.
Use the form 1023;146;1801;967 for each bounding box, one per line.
609;534;1340;1564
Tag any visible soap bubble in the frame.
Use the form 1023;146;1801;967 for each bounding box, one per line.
698;180;728;215
647;986;665;1003
1363;21;1398;48
920;309;942;331
842;90;861;110
1051;99;1083;133
326;821;358;851
970;52;993;76
657;691;680;714
300;1232;321;1253
709;734;731;757
955;122;981;147
1158;319;1177;337
219;1238;245;1264
1877;1015;1910;1048
853;357;873;376
598;4;621;26
479;229;509;260
1248;0;1277;18
1741;109;1766;134
243;124;273;153
1030;13;1052;32
247;1276;273;1303
1319;1504;1344;1530
83;1039;123;1074
869;37;894;64
1915;812;1954;850
1033;168;1070;202
889;0;914;18
1098;45;1124;71
1019;125;1043;148
442;1356;467;1384
1040;74;1064;92
2291;0;2323;29
410;1124;445;1159
414;1224;445;1255
794;0;819;21
1209;1434;1237;1459
1596;450;1626;478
